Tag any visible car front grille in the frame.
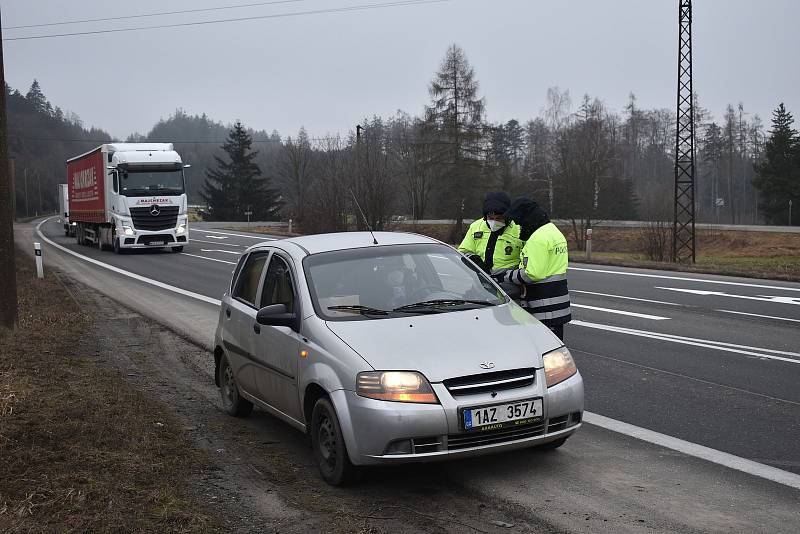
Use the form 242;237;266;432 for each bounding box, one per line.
130;206;179;231
443;368;536;396
447;422;546;450
402;412;583;455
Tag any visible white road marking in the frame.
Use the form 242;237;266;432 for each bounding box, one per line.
38;217;800;491
571;304;670;320
584;412;800;491
656;287;800;306
573;320;800;364
571;289;684;306
200;249;241;255
35;218;222;306
191;238;242;247
202;235;228;240
717;309;800;324
570;266;800;293
191;228;276;240
180;253;237;265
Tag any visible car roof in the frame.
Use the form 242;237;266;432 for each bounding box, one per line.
251;231;443;255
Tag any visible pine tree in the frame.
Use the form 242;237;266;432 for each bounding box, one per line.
425;44;486;237
202;121;281;221
25;79;48;113
754;103;799;225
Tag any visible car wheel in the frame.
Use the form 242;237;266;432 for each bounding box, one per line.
219;355;253;417
311;397;358;486
535;437;568;450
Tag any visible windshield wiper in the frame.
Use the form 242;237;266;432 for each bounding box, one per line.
393;299;496;312
327;305;390;316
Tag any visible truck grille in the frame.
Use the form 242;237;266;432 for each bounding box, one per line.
130;206;179;231
443;368;536;396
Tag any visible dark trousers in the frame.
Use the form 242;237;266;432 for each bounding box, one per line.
549;324;564;342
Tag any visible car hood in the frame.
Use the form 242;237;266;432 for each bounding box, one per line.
324;303;561;382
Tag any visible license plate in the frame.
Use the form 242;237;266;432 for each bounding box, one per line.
462;398;543;431
148;241;165;246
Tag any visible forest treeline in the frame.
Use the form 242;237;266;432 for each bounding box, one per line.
6;44;798;232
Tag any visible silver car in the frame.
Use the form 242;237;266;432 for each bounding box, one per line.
213;232;583;485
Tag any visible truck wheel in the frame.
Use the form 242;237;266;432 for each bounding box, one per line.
219;355;253;417
171;246;184;253
64;226;69;237
113;238;125;255
311;397;359;486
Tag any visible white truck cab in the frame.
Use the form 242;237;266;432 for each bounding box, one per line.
68;143;190;253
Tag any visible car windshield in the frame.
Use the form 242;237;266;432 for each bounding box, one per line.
119;169;185;197
304;243;507;321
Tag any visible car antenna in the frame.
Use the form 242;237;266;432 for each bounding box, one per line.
349;188;378;245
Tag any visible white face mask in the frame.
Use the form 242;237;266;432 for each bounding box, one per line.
487;219;506;232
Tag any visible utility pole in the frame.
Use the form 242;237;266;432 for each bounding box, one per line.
0;7;19;328
24;168;28;217
673;0;696;263
9;156;15;220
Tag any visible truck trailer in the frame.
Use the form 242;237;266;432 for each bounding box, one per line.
57;183;76;237
67;143;189;253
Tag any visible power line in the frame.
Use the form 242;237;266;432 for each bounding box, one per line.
4;0;309;31
3;0;449;41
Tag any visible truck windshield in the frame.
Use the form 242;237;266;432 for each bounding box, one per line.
119;169;185;197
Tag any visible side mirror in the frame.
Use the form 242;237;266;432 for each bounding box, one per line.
256;303;299;331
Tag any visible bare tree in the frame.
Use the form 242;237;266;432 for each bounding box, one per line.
277;127;314;227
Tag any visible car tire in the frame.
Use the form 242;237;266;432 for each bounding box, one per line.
311;397;358;486
219;354;253;417
535;437;568;450
172;246;184;253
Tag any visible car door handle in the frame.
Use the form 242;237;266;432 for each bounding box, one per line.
253;323;261;334
225;307;231;318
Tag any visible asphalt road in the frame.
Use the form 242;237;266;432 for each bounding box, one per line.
39;218;800;476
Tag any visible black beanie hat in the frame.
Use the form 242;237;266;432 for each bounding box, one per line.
483;192;511;216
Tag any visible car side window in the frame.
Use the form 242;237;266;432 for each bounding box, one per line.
233;252;269;307
260;255;295;313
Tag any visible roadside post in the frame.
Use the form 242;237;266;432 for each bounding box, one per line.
34;242;43;279
586;228;592;261
288;218;293;234
245;210;252;227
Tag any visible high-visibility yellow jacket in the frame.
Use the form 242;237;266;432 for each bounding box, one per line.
495;222;571;327
458;219;523;270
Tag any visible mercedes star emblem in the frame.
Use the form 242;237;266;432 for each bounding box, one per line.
150;205;161;216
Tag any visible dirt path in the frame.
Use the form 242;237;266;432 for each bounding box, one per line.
66;275;562;534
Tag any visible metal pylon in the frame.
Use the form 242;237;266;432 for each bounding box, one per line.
674;0;695;263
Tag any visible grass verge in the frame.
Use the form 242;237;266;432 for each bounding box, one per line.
0;251;219;533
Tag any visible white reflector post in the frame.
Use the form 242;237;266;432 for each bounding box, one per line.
34;242;43;279
586;228;592;261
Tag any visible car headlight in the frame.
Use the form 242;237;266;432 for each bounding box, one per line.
357;371;438;404
121;225;134;236
543;347;577;387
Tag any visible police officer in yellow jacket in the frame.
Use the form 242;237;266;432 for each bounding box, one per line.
458;192;522;273
492;198;570;341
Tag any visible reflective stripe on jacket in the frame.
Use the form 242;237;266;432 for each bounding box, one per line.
495;222;571;327
458;219;523;270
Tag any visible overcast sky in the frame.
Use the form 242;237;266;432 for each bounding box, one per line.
3;0;799;140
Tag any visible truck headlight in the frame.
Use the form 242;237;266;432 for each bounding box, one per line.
357;371;438;404
543;347;577;387
121;225;134;236
176;222;186;234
